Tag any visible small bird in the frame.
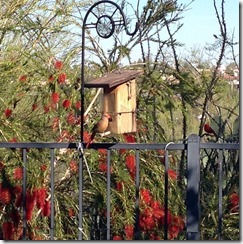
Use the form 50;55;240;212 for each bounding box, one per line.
86;112;112;148
204;123;217;137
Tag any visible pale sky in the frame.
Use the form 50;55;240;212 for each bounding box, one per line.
175;0;239;48
85;0;240;65
125;0;239;64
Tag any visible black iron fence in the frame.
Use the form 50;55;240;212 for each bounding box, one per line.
0;134;239;240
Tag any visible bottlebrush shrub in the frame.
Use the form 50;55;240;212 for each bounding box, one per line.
0;154;52;240
0;59;239;240
84;144;187;240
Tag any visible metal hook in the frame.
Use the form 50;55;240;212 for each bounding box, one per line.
81;0;138;142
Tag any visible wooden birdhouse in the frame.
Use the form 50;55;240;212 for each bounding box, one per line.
84;70;143;134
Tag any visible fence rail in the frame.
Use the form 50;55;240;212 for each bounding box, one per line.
0;134;239;240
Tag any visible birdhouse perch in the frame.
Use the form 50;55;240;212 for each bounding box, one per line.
84;70;143;134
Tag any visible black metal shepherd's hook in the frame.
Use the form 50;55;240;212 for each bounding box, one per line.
80;0;139;142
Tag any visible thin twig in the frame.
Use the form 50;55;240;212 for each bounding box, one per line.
84;88;102;117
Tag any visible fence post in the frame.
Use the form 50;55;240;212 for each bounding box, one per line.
186;134;200;240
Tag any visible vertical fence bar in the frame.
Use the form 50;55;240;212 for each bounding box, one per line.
218;149;223;240
134;149;140;240
186;134;200;240
164;148;169;240
78;148;83;240
50;149;55;240
106;149;111;240
164;142;174;240
22;148;27;240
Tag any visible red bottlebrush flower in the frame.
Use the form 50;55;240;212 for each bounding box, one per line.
127;171;134;181
62;99;71;109
42;200;51;217
26;190;36;221
116;181;124;191
36;188;47;209
43;104;50;113
19;75;27;82
123;133;136;143
14;225;23;240
54;60;63;70
139;217;147;231
83;131;91;143
98;159;113;173
13;185;22;194
228;192;239;212
151;200;161;210
48;74;55;82
13;167;23;180
125;154;135;172
75;100;81;110
66;112;76;125
168;169;177;180
113;235;123;240
153;208;165;222
159;208;172;226
32;103;37;111
140;189;152;206
119;149;127;154
40;164;47;172
143;216;155;230
98;148;107;155
149;232;161;240
69;160;78;173
124;224;134;240
0;187;12;204
58;73;66;84
151;201;165;221
4;108;12;118
230;193;239;206
171;215;185;231
9;138;17;143
2;222;14;240
98;161;107;173
154;235;161;240
68;208;75;217
51;92;59;104
57;130;74;142
168;225;180;240
143;207;153;217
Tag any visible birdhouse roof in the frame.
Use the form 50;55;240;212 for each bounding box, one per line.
84;70;143;88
